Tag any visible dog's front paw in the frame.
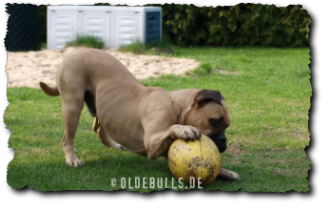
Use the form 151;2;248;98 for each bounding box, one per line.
171;125;201;141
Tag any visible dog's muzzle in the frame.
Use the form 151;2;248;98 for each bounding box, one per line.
209;132;227;153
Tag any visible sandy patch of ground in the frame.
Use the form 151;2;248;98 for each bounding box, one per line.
6;47;200;88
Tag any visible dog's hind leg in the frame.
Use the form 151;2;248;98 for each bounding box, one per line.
92;117;126;150
61;93;85;167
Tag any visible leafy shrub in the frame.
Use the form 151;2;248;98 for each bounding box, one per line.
66;34;104;49
160;4;310;47
119;39;146;54
119;38;174;55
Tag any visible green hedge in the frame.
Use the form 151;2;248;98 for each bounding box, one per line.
160;4;310;47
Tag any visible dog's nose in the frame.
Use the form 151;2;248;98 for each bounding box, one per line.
211;132;226;142
219;136;227;144
209;132;227;153
210;132;220;140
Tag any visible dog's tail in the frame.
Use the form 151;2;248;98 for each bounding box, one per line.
39;82;60;97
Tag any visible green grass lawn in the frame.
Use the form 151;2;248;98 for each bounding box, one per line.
4;47;311;192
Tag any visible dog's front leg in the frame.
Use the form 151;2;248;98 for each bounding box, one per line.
144;124;201;160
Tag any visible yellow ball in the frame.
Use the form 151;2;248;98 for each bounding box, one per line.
167;134;221;186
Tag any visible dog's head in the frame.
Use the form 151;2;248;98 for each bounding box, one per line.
183;89;230;153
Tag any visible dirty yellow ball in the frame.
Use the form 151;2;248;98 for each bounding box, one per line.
167;134;221;186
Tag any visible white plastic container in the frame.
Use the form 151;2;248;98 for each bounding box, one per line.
47;6;162;50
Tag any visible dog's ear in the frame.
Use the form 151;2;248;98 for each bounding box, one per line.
195;89;224;107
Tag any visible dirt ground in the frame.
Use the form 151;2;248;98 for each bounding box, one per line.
6;47;200;88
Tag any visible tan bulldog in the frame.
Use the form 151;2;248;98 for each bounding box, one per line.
40;48;239;181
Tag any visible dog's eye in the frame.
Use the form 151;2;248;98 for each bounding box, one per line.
209;117;223;129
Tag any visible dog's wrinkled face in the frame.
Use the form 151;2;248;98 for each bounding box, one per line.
184;90;230;153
